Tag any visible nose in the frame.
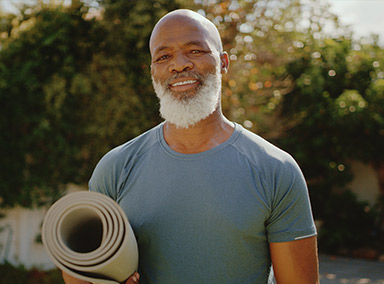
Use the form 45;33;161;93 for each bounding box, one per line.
168;52;193;73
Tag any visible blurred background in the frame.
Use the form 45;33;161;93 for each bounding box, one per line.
0;0;383;283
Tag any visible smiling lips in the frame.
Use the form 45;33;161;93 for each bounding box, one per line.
169;78;199;91
171;79;197;87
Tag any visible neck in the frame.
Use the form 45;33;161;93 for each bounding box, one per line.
163;108;234;154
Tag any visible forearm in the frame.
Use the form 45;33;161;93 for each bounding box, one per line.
62;270;140;284
270;236;319;284
62;271;92;284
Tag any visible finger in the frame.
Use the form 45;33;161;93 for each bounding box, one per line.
125;272;140;284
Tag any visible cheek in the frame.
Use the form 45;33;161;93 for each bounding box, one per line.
151;66;165;82
196;56;220;73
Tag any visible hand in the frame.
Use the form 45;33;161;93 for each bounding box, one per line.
62;270;140;284
125;272;140;284
62;271;91;284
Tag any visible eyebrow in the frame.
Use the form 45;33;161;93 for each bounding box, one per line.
184;40;206;48
153;40;208;55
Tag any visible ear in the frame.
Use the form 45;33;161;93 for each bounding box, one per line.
220;52;229;74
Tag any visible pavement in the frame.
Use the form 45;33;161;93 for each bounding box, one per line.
319;254;384;283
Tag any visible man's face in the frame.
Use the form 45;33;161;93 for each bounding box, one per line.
150;16;226;128
150;16;221;96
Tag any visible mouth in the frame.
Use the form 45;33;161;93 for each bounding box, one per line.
169;78;200;93
170;79;198;87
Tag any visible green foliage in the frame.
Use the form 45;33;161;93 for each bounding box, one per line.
192;0;384;252
0;0;181;208
193;0;345;138
0;2;95;207
0;262;63;284
317;190;377;253
268;20;384;251
0;262;27;284
1;0;384;253
78;0;181;170
275;36;384;188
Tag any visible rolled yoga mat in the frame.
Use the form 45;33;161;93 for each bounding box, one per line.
42;191;138;284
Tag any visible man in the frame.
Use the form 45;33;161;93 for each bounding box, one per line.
63;9;319;284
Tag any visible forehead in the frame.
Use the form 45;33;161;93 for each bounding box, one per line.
150;16;219;55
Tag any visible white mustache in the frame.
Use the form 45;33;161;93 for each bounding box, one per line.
165;71;202;87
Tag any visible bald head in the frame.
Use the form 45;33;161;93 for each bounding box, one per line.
149;9;223;55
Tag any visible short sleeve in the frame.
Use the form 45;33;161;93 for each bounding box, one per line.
88;147;122;200
266;157;317;243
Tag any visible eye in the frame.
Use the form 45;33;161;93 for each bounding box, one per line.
191;50;202;54
156;54;170;62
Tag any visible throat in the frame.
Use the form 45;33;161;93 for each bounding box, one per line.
167;138;220;154
163;116;235;154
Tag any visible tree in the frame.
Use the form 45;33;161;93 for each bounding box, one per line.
192;0;384;252
0;1;95;207
0;0;181;207
272;25;384;253
1;0;384;253
78;0;182;170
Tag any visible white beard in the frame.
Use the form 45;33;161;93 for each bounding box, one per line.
152;68;222;129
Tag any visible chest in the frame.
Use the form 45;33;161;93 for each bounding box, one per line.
116;150;271;242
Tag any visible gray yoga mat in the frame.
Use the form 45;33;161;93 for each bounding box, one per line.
42;191;138;284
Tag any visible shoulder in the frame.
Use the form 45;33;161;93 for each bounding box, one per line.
231;124;307;200
233;124;297;170
89;124;161;196
233;126;313;226
98;124;161;167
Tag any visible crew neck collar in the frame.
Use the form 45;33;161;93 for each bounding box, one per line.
157;122;241;160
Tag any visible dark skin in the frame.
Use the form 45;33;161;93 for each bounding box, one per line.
62;9;319;284
151;10;319;284
61;271;140;284
150;11;233;154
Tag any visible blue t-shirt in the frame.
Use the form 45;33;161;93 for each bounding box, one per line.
89;122;316;284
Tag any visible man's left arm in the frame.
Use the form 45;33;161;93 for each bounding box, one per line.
270;236;319;284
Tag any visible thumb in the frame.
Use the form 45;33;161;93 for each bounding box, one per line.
125;272;140;284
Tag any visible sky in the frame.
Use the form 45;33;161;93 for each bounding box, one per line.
328;0;384;45
1;0;384;45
